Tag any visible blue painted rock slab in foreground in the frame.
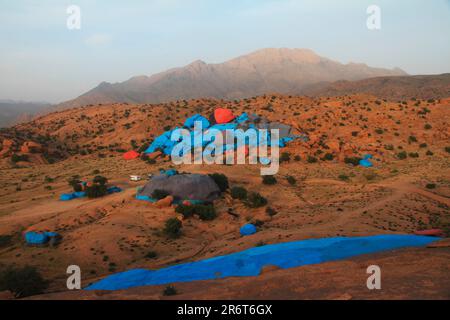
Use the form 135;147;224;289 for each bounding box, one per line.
85;235;439;291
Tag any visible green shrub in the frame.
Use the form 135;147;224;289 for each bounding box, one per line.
151;189;170;200
175;204;216;221
266;207;278;217
44;176;54;183
86;184;108;199
344;157;362;166
68;178;83;192
384;144;394;151
145;251;158;259
286;176;296;185
445;147;450;154
322;153;334;161
262;175;277;185
93;175;108;185
230;186;248;200
175;204;195;218
11;154;29;163
426;150;434;156
163;218;182;239
424;124;432;130
0;266;48;298
397;151;408;160
408;152;419;158
163;285;177;296
294;155;301;161
245;192;268;208
0;235;12;248
338;174;349;181
426;183;436;189
195;205;217;221
408;135;418;143
280;152;291;163
307;156;318;163
209;173;229;192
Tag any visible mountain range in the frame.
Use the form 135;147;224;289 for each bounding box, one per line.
302;73;450;100
0;100;51;128
59;48;407;108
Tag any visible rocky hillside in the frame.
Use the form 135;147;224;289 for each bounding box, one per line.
0;127;67;168
0;100;51;128
302;74;450;100
59;48;406;108
3;94;448;168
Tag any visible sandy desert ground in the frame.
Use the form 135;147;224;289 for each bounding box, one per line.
0;94;449;299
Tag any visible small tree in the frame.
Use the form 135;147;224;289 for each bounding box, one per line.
86;184;108;199
163;285;177;296
0;266;48;298
397;151;408;160
245;192;268;208
195;205;217;221
231;186;248;200
286;176;296;185
175;204;216;221
93;175;108;185
344;157;362;166
163;218;182;239
209;173;229;192
280;152;291;163
307;156;318;163
0;235;12;248
262;175;277;185
68;178;83;192
266;207;278;217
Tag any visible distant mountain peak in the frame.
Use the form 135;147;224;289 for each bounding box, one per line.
58;48;409;108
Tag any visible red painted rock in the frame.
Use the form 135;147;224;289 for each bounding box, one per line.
123;150;140;160
214;108;235;124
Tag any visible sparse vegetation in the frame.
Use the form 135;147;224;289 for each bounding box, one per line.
344;157;362;166
397;151;408;160
0;235;13;248
11;154;29;163
262;175;277;185
286;175;296;185
163;285;177;296
266;207;278;217
245;192;268;208
209;173;229;192
145;251;158;259
280;152;291;163
0;266;48;298
322;153;334;161
86;181;108;199
307;156;318;163
163;218;182;239
230;186;248;200
175;204;216;221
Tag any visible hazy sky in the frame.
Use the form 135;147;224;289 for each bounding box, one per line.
1;0;449;103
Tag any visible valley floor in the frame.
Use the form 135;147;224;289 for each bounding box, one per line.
0;153;449;299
